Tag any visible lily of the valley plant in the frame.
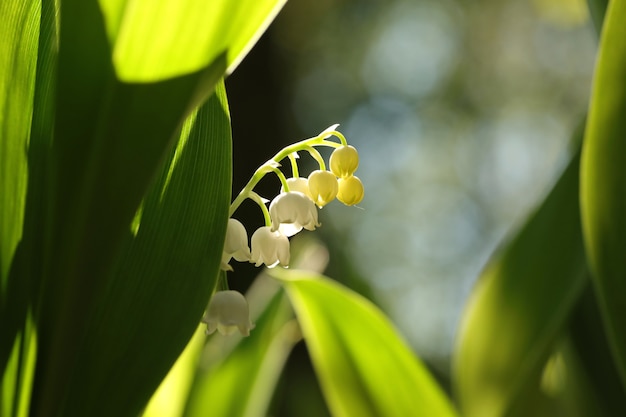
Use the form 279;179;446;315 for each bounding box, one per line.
204;125;364;335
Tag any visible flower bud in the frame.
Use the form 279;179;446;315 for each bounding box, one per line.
250;226;290;268
330;145;359;178
308;170;338;207
337;176;364;206
203;290;255;336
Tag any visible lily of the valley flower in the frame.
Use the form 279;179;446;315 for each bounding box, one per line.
269;191;320;237
337;175;364;206
281;177;313;199
329;145;359;178
220;218;251;271
202;290;255;336
308;170;338;207
250;226;290;267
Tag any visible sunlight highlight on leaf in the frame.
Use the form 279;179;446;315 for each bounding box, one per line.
0;0;39;294
272;268;458;417
99;0;287;81
143;326;206;417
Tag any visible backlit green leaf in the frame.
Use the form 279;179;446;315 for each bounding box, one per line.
273;268;458;417
143;326;207;417
0;2;47;414
33;81;232;417
0;0;39;300
580;0;626;387
30;1;229;414
100;0;287;81
453;152;587;417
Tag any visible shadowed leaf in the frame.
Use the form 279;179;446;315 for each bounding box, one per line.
453;151;587;417
34;81;232;417
580;0;626;387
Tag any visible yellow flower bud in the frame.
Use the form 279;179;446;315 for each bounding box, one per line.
308;170;338;207
329;145;359;178
337;176;364;206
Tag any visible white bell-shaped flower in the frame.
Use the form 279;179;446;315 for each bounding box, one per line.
280;177;313;199
250;226;290;268
269;191;320;237
202;290;255;336
220;218;251;271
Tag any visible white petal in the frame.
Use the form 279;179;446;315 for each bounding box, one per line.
278;223;303;237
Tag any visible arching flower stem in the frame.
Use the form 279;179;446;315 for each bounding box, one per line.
217;270;229;290
288;153;300;178
305;145;326;171
229;127;347;216
271;166;291;193
248;191;272;227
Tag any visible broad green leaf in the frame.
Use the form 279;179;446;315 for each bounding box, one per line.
100;0;287;81
0;0;53;411
143;326;207;417
453;152;587;417
30;1;228;414
0;0;39;299
272;268;458;417
184;281;297;417
580;0;626;387
1;312;37;417
32;81;232;417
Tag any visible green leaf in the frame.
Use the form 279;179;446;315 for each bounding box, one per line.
272;268;458;417
23;0;285;412
0;0;51;412
33;81;232;417
580;0;626;387
453;151;588;417
184;280;297;417
143;326;207;417
30;1;228;413
0;0;39;299
1;312;37;417
100;0;287;81
569;287;626;415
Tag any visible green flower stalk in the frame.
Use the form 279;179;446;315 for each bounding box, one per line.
209;124;364;336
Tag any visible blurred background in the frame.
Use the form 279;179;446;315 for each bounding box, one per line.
224;0;597;414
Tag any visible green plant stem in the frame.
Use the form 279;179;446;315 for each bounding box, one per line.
271;166;290;192
248;191;272;226
305;145;326;171
228;130;346;216
288;153;299;178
